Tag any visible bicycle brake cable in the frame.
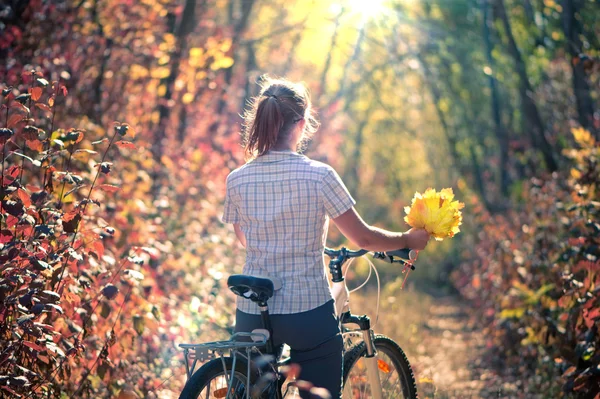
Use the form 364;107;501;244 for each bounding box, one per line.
343;255;382;330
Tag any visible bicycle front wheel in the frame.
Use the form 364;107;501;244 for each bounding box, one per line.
342;335;417;399
179;357;256;399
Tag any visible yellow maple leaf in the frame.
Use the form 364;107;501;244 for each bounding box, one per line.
404;188;465;241
571;127;595;148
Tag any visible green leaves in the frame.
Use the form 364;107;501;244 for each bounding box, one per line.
132;315;144;336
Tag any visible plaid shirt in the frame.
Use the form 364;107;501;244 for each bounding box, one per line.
222;150;356;314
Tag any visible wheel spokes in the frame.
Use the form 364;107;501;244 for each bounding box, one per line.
344;350;409;399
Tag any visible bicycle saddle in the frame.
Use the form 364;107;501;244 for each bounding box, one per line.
227;275;281;303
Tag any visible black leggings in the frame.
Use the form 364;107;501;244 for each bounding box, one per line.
235;300;343;399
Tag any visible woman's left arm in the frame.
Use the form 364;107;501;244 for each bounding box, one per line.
233;223;246;248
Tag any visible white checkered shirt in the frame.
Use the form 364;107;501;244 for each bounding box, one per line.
222;150;356;314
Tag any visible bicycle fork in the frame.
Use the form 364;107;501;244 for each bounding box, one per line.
339;310;384;399
362;329;384;399
334;282;384;399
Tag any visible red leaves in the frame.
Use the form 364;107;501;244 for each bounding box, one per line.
23;341;44;352
35;103;51;112
0;230;13;243
7;113;23;128
114;140;136;150
98;184;119;193
62;211;81;233
583;307;600;329
454;140;600;396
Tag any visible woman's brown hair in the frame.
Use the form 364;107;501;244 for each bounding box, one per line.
242;76;319;159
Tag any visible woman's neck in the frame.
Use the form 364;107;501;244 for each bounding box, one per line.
271;142;296;152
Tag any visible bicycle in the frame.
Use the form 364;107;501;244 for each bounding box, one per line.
178;247;419;399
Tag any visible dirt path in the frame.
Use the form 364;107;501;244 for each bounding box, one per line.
352;283;515;398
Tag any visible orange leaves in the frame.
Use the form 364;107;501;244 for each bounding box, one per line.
377;359;391;373
29;86;42;101
89;240;105;259
16;188;32;208
26;139;43;151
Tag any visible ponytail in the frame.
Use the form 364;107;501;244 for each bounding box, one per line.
243;77;319;160
246;96;284;158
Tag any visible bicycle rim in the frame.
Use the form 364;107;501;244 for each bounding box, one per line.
179;358;251;399
343;335;417;399
199;371;247;399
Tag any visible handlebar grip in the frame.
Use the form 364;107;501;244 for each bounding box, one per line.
386;248;417;261
373;248;417;263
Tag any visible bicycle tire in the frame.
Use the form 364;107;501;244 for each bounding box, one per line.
342;335;418;399
179;357;258;399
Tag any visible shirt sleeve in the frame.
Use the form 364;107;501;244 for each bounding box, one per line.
222;174;240;224
321;167;356;218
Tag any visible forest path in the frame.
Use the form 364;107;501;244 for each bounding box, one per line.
351;282;516;398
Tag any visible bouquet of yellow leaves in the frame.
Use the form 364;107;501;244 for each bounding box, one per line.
404;188;464;241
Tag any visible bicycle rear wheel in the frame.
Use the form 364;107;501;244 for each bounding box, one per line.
179;357;256;399
342;335;417;399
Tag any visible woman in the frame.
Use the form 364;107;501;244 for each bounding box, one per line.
222;77;429;398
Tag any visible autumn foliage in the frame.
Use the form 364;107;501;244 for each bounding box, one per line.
1;0;599;397
453;129;600;397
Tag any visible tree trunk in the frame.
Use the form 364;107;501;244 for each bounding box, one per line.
241;41;258;112
495;0;558;172
319;7;345;96
217;0;255;114
151;0;198;196
418;52;495;210
482;0;509;197
561;0;597;138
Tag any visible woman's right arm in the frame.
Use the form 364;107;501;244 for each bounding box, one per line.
332;207;429;251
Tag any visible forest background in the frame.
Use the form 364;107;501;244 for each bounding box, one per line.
0;0;598;397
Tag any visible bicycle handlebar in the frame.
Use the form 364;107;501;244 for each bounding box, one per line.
324;246;417;283
324;247;369;258
324;247;416;261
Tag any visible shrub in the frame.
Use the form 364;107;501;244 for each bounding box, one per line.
453;128;599;397
0;72;155;398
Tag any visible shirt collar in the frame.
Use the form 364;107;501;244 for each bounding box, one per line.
252;150;305;163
